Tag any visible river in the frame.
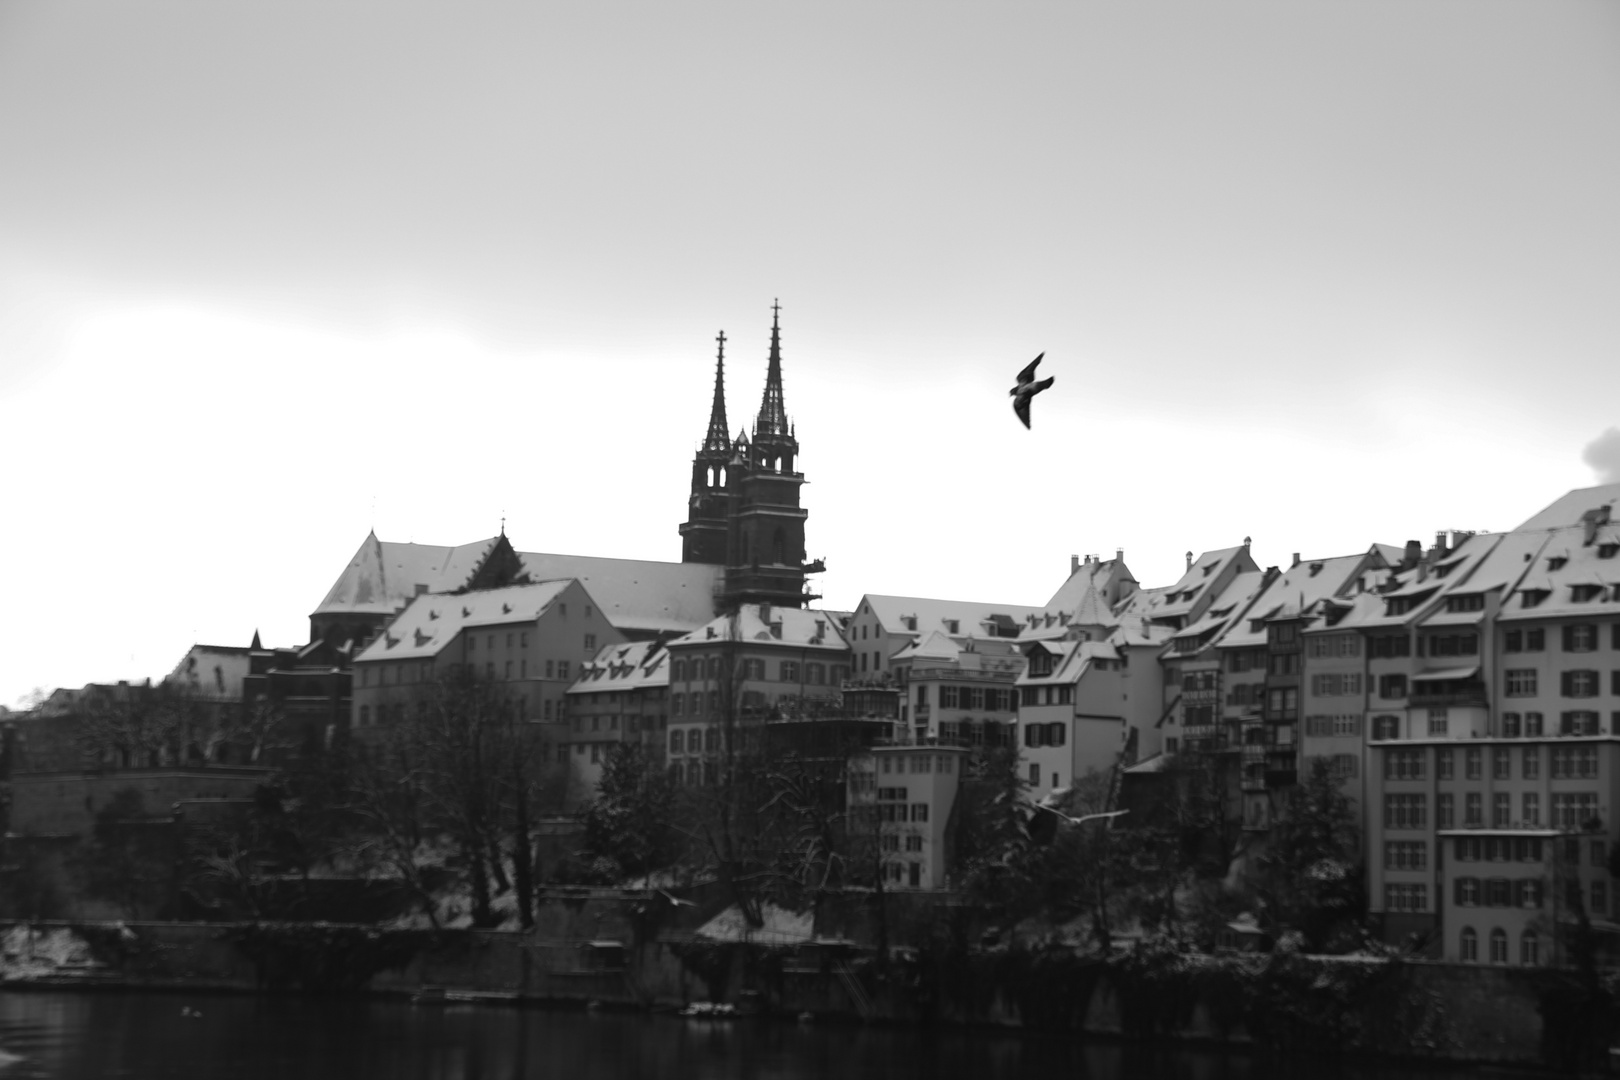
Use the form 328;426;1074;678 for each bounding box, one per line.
0;990;1542;1079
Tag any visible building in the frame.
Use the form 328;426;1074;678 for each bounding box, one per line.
888;631;1021;748
562;640;671;805
846;744;969;890
662;602;852;787
350;578;626;736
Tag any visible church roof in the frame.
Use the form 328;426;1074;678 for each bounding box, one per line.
314;532;722;634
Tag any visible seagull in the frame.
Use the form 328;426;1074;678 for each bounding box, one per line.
1010;353;1054;429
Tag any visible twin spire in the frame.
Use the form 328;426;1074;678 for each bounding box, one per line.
702;300;791;450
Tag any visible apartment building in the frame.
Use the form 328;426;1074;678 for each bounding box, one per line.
561;640;670;807
888;631;1021;748
846;744;969;889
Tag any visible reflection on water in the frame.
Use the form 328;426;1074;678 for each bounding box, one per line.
0;990;1519;1080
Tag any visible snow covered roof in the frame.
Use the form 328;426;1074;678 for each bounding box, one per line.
314;531;723;633
1216;552;1374;648
1499;521;1620;621
670;604;850;651
569;640;669;696
1515;482;1620;531
858;594;1044;640
890;629;961;662
164;644;252;700
353;580;574;663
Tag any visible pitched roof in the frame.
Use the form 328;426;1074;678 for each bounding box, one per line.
570;640;670;696
1499;521;1620;621
1515;482;1620;531
164;645;252;701
670;604;850;651
353;580;574;663
860;594;1044;640
315;532;722;634
1042;556;1136;612
1217;552;1376;648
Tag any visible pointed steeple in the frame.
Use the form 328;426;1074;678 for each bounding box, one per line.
755;300;789;438
703;330;730;452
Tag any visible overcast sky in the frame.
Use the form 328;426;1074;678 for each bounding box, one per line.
2;2;1618;708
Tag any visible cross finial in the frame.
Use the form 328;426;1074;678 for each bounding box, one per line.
771;298;781;324
716;329;726;353
500;510;506;535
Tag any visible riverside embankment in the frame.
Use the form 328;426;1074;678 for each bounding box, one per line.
0;908;1610;1074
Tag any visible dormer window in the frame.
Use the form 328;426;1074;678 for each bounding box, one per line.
1599;544;1618;560
1519;590;1549;609
945;620;959;634
1444;594;1485;613
1029;653;1054;677
902;616;917;631
1548;556;1568;571
1571;584;1604;603
1202;563;1213;577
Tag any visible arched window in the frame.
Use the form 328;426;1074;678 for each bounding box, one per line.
1521;929;1539;966
1460;927;1478;962
670;730;684;754
1489;928;1508;964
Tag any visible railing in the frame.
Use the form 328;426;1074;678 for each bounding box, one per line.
1409;690;1487;708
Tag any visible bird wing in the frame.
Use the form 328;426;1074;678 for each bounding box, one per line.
1016;352;1044;385
1013;396;1032;428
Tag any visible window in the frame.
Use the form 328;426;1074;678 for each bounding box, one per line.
1485;878;1513;907
558;661;570;679
905;834;923;853
1565;625;1598;652
1465;747;1482;780
1494;793;1511;828
1553;745;1599;779
1028;763;1040;785
1437;748;1454;780
1372;715;1401;740
1370;635;1411;658
1562;670;1600;697
1461;927;1478;962
780;661;800;683
1505;630;1523;653
1527;628;1546;651
1379;674;1407;699
1521;930;1539;967
1525;711;1544;736
1504;670;1537;697
1385;794;1427;829
545;660;554;679
1438;793;1454;829
1384;883;1426;912
1553;792;1599;830
911;804;929;823
1445;593;1485;613
1501;711;1521;737
1560;710;1600;736
1385;841;1427;870
505;661;513;680
1489;929;1508;964
1310;673;1362;696
1456;836;1481;862
358;705;370;727
1523;792;1539;826
1428;708;1449;737
1387;749;1425;780
670;730;684;754
1465;792;1482;826
1493;747;1511;780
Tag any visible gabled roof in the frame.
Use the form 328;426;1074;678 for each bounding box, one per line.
1499;521;1620;621
1016;639;1121;685
1042;555;1136;612
859;594;1044;641
353;580;575;663
1217;551;1378;648
569;640;669;695
670;604;850;651
1132;545;1257;626
1169;569;1270;649
315;531;723;634
890;630;961;663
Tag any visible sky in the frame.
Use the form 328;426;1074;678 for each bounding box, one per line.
2;2;1618;709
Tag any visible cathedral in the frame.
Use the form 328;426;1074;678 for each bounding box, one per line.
680;301;823;609
313;304;821;651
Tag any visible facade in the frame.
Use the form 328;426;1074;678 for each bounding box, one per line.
662;603;852;788
847;744;968;889
889;631;1021;748
350;578;626;737
562;640;671;808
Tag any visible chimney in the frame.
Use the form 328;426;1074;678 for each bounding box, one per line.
1291;552;1301;568
759;602;772;626
1433;530;1448;558
1402;539;1422;570
1185;551;1193;571
1071;554;1080;574
1243;535;1252;548
1116;548;1124;563
1581;506;1611;546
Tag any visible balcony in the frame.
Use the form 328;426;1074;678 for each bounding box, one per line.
1409;688;1487;709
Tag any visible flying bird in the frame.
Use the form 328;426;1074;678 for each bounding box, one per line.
1010;353;1054;428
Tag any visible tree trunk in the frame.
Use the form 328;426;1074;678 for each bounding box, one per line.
511;776;535;929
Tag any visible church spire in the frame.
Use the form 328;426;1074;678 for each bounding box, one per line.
703;330;730;452
755;300;789;438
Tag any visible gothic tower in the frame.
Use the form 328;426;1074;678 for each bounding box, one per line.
679;331;733;565
722;302;817;609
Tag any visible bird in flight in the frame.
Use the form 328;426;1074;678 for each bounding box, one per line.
1010;353;1054;429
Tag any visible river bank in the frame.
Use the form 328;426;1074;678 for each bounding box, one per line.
0;918;1609;1074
